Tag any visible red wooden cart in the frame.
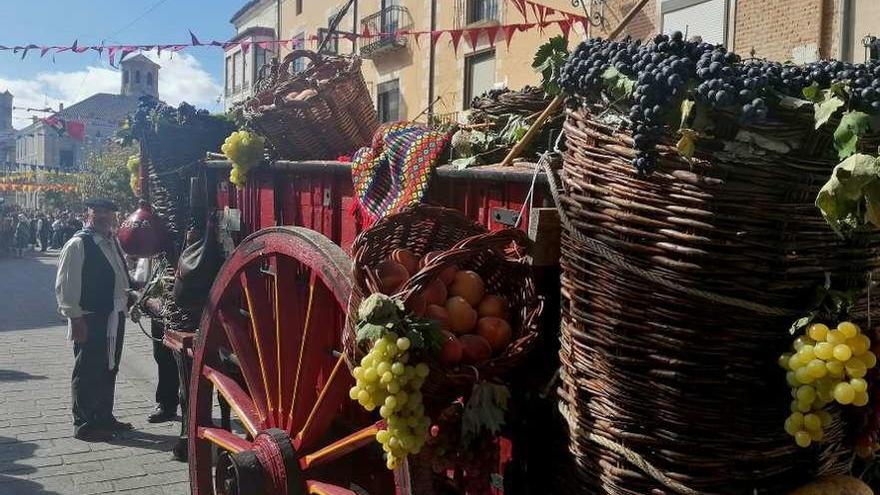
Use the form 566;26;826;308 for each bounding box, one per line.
169;159;559;494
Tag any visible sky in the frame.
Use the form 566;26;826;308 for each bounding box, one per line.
0;0;245;129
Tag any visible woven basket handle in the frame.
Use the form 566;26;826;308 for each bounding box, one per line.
397;229;529;307
281;49;325;72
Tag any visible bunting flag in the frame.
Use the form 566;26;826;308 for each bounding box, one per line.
0;12;585;65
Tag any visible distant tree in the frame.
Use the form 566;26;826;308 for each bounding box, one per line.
41;144;140;214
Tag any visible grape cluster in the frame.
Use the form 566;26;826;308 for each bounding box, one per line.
221;131;265;187
426;404;500;494
559;33;880;174
779;321;877;448
126;155;140;194
349;333;432;470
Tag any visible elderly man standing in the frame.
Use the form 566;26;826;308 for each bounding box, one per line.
55;198;133;441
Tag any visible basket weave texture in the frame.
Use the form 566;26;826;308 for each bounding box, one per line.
345;205;542;399
556;103;880;494
242;50;378;160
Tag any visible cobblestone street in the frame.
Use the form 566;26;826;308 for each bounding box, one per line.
0;251;190;495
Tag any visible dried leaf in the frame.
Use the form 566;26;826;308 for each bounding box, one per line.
676;129;696;160
814;95;845;130
816;153;880;237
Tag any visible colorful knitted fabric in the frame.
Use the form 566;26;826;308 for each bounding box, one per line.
351;122;452;225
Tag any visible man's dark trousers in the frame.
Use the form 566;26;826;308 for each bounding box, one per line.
72;312;125;435
151;319;179;412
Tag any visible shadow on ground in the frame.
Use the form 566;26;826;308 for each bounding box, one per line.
0;370;47;382
0;436;62;495
108;429;181;453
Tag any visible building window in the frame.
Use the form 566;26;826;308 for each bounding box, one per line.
123;70;129;84
233;51;243;91
467;0;498;24
146;72;153;87
255;45;271;80
225;56;234;95
464;50;496;109
135;70;141;83
292;34;307;73
377;79;400;123
296;0;303;15
661;0;727;46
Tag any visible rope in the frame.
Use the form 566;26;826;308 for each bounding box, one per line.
539;155;798;317
557;402;703;495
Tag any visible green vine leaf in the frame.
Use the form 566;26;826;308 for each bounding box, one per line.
802;82;822;102
532;35;569;97
462;383;510;446
600;67;636;100
814;95;845;129
833;111;872;159
816;153;880;237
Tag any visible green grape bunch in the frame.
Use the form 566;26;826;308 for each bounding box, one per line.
349;332;432;470
780;321;877;448
221;130;266;187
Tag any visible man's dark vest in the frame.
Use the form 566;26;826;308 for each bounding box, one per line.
76;230;116;314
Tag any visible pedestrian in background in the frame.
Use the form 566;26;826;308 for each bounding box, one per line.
55;198;133;441
13;214;30;258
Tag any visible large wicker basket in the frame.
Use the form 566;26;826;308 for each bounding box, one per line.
554;102;880;494
345;205;542;400
241;50;378;160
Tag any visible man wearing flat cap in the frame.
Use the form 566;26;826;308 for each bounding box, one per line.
55;198;133;441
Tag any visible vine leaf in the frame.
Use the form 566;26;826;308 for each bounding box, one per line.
815;153;880;237
833;111;872;159
462;383;510;446
814;95;845;129
600;67;636;100
679;99;695;129
802;82;822;103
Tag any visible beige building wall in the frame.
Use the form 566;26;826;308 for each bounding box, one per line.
280;0;652;122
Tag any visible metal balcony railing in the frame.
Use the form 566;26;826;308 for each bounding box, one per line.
359;6;414;59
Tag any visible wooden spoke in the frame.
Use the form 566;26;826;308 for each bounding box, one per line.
197;426;251;454
217;308;270;425
203;365;264;438
298;421;384;471
288;272;340;434
241;268;279;426
305;481;358;495
294;354;353;452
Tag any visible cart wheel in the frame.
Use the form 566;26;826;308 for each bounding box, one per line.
190;227;397;495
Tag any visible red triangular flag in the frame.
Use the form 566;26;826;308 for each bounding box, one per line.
258;41;271;49
503;25;518;49
557;19;572;39
537;4;547;24
530;3;540;22
546;7;555;18
486;25;500;47
449;30;464;54
363;25;372;38
65;121;85;141
512;0;528;20
240;41;251;54
430;30;443;49
466;28;481;51
189;30;202;46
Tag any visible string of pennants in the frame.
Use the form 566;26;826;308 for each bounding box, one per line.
0;171;85;183
0;183;78;193
0;0;592;65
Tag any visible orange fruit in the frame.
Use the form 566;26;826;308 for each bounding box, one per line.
449;270;485;306
478;295;509;319
423;278;448;306
377;259;409;295
426;304;451;332
477;317;512;353
445;296;477;334
405;294;426;317
439;331;463;365
421;250;458;285
391;248;419;275
460;334;492;364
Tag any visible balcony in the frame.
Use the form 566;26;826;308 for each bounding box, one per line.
359;6;414;59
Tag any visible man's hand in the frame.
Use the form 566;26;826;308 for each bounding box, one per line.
70;317;88;343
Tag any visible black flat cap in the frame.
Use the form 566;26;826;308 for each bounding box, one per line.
84;198;118;211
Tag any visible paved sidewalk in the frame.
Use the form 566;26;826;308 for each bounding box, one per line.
0;251;191;495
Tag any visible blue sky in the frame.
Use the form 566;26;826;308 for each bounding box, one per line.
0;0;244;128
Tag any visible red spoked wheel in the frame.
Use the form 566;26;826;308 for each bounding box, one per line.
189;227;400;495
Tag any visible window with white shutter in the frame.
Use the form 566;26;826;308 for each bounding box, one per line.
661;0;728;46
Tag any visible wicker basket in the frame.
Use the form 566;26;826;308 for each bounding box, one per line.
345;205;542;399
241;50;378;160
555;102;880;494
